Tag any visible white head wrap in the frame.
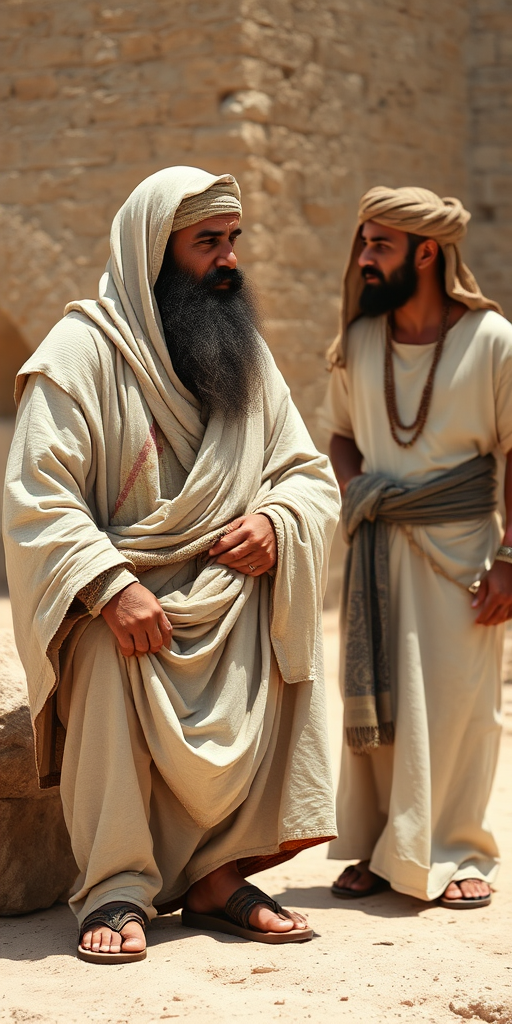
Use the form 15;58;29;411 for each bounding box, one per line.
171;179;242;234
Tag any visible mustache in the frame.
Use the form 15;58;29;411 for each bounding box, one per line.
202;266;244;293
361;265;386;285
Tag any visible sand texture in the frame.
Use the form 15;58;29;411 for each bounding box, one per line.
1;608;511;1023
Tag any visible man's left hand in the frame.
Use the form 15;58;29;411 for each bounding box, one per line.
209;514;277;576
472;559;512;625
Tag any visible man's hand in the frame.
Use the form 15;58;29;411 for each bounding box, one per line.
209;513;277;576
101;582;172;656
472;560;512;625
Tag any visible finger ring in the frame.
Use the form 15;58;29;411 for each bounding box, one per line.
248;564;256;572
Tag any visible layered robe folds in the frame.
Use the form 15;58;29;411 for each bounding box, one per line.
3;167;340;924
320;308;512;900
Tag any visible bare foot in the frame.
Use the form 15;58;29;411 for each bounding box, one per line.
186;862;308;933
80;919;146;955
333;860;379;893
442;879;491;901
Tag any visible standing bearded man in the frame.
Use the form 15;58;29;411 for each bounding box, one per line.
320;185;512;908
4;166;340;962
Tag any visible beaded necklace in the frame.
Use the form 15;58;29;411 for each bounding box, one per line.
384;300;450;449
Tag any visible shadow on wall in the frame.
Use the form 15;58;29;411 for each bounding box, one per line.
0;309;32;588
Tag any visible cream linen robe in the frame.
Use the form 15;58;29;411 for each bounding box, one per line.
320;309;512;901
3;167;340;925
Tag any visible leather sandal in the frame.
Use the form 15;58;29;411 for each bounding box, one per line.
181;883;313;944
77;901;149;963
331;863;390;899
439;881;492;910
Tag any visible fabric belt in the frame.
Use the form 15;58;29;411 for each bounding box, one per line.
341;453;497;754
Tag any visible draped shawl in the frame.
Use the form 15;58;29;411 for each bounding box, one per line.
3;166;340;808
329;185;503;367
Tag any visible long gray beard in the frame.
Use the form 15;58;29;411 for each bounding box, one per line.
154;263;264;422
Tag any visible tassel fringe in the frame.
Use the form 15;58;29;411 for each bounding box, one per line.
346;721;395;755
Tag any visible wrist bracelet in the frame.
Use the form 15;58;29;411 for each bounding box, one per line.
495;545;512;564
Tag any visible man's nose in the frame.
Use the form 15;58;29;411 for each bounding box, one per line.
216;249;237;269
358;248;375;268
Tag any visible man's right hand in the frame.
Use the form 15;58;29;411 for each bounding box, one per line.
101;582;172;657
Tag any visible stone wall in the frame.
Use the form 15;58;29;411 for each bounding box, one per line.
0;0;509;598
232;0;470;444
1;0;470;429
0;0;253;352
467;0;512;319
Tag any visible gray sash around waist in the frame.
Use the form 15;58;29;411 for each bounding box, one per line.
341;452;497;754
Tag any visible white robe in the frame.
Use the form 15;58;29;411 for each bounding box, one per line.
320;309;512;899
3;167;340;923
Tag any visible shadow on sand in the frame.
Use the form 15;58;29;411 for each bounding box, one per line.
0;902;255;962
1;877;437;964
273;883;429;920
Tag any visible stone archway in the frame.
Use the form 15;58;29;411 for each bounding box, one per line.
0;309;32;588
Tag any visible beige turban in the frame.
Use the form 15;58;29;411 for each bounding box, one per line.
328;185;503;367
171;179;242;234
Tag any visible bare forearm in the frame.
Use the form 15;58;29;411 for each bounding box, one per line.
329;434;363;496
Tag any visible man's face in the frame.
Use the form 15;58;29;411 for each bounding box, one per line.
358;220;418;316
153;217;262;421
170;213;242;290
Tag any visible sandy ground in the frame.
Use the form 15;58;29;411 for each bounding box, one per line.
1;602;512;1024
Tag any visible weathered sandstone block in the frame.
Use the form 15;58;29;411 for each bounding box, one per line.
0;628;77;916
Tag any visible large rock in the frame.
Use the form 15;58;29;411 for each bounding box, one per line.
0;627;77;915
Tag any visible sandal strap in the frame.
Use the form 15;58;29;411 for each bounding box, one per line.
224;884;285;931
80;901;149;941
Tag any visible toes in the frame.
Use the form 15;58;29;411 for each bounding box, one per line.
262;909;294;932
119;922;146;952
351;872;373;892
120;932;145;951
444;879;490;901
92;927;106;951
81;923;145;955
335;866;357;887
108;932;122;953
349;869;375;892
335;862;373;891
285;910;308;930
272;914;295;931
248;904;307;933
97;927;122;953
458;879;490;899
443;882;463;899
248;906;291;932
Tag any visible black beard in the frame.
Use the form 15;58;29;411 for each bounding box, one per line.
359;245;418;317
154;257;263;421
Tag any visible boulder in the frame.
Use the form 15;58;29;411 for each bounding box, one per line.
0;627;77;915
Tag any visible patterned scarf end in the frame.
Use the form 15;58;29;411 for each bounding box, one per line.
346;722;395;755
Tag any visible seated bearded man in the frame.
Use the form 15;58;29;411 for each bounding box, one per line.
4;167;340;962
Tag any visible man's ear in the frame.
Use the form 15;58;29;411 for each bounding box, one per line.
415;238;439;272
